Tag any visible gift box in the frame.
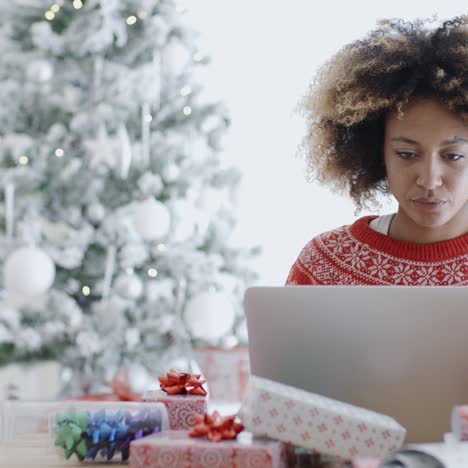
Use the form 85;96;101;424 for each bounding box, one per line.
452;405;468;441
194;346;250;402
129;430;288;468
141;369;208;431
52;401;169;463
239;376;406;459
0;400;168;465
348;457;380;468
141;389;206;430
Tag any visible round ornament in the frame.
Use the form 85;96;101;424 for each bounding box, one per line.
86;203;106;223
184;290;236;342
161;164;180;183
27;59;53;83
4;247;55;297
133;198;171;241
113;271;143;300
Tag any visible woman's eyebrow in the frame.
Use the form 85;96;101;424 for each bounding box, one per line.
391;136;468;145
391;136;419;145
441;137;468;145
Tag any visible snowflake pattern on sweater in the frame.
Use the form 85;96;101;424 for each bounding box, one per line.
286;216;468;286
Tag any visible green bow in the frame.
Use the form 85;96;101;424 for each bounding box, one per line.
53;407;89;461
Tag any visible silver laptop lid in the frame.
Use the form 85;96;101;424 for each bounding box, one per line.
245;286;468;443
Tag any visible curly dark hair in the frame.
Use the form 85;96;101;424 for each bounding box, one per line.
298;15;468;211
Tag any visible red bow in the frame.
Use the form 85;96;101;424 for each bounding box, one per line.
189;411;244;442
158;369;207;396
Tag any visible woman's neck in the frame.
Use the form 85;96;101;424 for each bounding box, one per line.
388;208;468;244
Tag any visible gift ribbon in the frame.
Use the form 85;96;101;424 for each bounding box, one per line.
189;411;244;442
158;369;207;396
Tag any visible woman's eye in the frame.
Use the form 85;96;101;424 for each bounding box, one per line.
446;153;464;161
395;151;415;160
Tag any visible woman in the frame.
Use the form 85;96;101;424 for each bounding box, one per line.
286;16;467;286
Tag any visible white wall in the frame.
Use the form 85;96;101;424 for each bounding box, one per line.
185;1;465;285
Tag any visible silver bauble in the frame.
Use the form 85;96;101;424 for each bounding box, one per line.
114;271;143;299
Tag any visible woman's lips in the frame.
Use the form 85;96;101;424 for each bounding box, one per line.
412;199;446;212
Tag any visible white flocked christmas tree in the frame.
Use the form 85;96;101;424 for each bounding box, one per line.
0;0;260;394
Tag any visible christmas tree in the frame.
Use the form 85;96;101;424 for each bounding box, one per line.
0;0;259;393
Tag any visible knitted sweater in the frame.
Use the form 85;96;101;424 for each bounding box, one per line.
285;215;468;286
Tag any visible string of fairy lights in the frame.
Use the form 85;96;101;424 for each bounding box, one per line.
14;0;208;299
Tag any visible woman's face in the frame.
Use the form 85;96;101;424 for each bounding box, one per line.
383;97;468;243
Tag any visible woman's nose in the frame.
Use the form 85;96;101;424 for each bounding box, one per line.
415;158;443;191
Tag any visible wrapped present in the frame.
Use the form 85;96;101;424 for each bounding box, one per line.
451;405;468;441
129;430;288;468
194;346;250;402
239;376;406;459
348;457;380;468
52;403;168;462
141;369;207;430
0;400;168;465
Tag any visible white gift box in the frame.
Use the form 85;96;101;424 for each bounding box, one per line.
238;375;406;459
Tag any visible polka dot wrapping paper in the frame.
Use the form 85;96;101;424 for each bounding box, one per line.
238;376;406;460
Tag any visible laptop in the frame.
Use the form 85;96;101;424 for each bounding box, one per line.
244;285;468;443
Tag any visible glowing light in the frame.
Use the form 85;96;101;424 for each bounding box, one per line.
147;268;158;278
183;106;192;116
72;0;83;9
44;10;55;20
82;286;91;296
144;114;153;123
126;15;137;25
55;148;64;157
19;155;29;165
50;4;60;13
157;244;166;252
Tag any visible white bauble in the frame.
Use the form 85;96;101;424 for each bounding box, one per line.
184;290;236;342
46;123;67;141
27;59;54;82
133;198;171;241
113;271;143;300
86;203;106;223
161;164;180;183
4;247;55;298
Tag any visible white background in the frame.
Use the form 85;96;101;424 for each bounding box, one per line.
185;1;465;285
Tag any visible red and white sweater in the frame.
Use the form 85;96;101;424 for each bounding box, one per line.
285;215;468;286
